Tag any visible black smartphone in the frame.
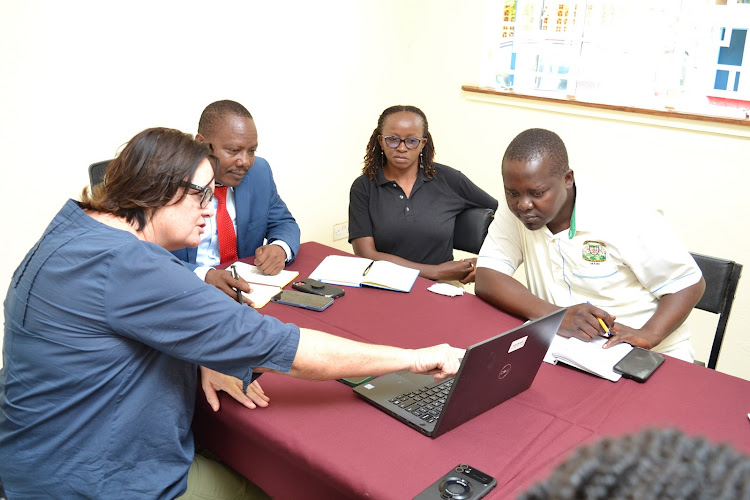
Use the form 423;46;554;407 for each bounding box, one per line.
613;347;665;383
271;290;334;312
337;376;376;387
292;278;345;298
413;464;497;500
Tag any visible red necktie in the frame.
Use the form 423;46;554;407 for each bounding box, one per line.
213;186;239;264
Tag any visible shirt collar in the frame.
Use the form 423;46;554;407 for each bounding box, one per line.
375;166;430;187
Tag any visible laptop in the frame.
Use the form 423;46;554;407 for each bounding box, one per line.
353;309;565;438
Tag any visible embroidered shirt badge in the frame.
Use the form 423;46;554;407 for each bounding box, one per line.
582;241;607;262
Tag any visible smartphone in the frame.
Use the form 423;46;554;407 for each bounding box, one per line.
613;346;665;383
413;464;497;500
271;290;334;312
292;279;345;298
337;376;376;387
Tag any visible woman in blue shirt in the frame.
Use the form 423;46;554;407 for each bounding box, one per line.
0;127;463;499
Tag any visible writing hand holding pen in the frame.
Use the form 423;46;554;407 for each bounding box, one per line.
230;265;243;304
558;303;615;342
586;301;615;338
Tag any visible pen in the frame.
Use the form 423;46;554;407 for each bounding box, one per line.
362;261;374;276
230;264;243;304
587;301;611;338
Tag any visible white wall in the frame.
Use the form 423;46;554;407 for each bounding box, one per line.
2;0;748;380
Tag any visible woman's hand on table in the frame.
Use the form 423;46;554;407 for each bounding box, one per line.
200;366;270;411
410;344;466;381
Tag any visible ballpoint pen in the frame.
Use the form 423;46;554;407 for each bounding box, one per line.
362;261;374;276
230;264;243;304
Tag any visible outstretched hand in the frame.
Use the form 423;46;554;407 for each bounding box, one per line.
200;366;270;412
410;344;466;381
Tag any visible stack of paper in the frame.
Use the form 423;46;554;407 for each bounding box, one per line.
544;335;633;382
308;255;419;293
231;262;299;308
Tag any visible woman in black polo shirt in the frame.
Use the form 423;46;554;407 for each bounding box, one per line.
348;105;498;284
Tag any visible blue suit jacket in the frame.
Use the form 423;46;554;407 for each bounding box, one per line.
171;156;300;270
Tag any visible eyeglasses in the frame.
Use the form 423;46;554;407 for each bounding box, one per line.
380;135;425;150
180;180;214;208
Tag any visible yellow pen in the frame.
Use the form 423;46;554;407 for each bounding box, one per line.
587;301;611;338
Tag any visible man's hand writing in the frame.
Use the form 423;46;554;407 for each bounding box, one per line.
558;303;615;342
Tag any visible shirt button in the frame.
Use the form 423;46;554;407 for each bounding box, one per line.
400;195;404;199
406;207;410;212
393;183;397;187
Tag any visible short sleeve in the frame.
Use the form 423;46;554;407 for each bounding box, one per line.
615;210;702;298
348;175;374;241
477;204;523;276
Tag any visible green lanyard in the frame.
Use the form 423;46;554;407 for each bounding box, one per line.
568;204;576;240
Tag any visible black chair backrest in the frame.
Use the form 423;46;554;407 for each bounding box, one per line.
453;207;495;254
690;252;743;370
88;159;112;189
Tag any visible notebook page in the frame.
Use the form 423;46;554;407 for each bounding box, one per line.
308;255;373;287
231;262;298;288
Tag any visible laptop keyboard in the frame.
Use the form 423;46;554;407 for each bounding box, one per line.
388;378;454;423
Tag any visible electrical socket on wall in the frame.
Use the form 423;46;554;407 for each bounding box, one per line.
333;222;348;241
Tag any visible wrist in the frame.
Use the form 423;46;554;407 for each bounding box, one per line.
632;326;661;350
406;348;420;374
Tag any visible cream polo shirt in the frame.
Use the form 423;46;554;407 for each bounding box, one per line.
477;177;702;353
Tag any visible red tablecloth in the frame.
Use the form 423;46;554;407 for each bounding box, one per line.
193;242;750;499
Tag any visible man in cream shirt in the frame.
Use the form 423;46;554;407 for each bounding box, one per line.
475;128;705;361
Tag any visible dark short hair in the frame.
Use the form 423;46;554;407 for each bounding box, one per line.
362;105;436;180
519;428;750;500
503;128;569;177
80;127;216;231
198;100;253;139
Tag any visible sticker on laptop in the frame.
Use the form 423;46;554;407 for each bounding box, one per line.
509;336;528;353
362;383;375;390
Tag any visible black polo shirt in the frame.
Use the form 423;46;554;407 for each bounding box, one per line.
349;163;498;265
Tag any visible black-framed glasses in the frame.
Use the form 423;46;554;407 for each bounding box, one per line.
380;135;425;150
180;180;214;208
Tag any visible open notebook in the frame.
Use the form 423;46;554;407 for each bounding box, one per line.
230;262;299;308
544;335;633;382
308;255;419;293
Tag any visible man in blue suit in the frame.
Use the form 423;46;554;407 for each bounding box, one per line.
171;100;300;302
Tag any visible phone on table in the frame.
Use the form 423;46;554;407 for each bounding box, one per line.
292;278;345;298
271;290;334;312
613;347;665;382
413;464;497;500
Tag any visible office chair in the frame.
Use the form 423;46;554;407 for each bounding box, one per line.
690;252;743;370
88;159;112;189
453;207;495;254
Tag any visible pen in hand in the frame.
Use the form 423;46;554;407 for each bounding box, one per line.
587;301;611;338
230;264;244;304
